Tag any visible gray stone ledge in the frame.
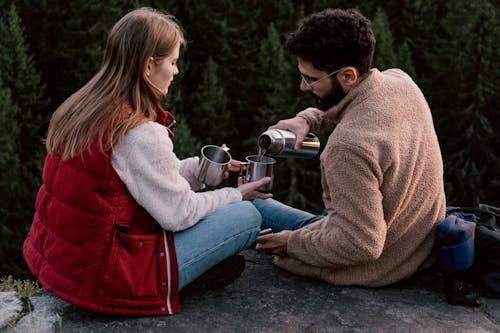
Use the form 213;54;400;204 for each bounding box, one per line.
0;291;23;331
3;250;500;332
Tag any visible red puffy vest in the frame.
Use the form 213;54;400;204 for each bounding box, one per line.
23;107;180;316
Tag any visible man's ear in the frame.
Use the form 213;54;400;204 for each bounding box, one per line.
339;66;359;88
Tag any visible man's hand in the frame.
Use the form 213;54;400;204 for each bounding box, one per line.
269;116;310;150
254;230;292;257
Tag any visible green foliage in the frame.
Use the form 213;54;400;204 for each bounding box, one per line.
396;41;416;79
170;112;201;160
16;0;130;107
254;23;295;129
0;3;47;164
372;7;397;70
0;4;48;278
163;55;202;159
0;275;40;300
426;0;499;205
189;56;233;145
0;79;21;219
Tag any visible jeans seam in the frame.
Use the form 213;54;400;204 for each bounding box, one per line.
263;215;305;231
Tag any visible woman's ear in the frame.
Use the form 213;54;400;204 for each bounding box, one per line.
144;57;154;77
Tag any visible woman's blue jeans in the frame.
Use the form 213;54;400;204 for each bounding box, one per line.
174;201;261;290
251;198;326;232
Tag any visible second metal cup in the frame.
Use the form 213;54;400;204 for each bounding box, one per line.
242;155;276;192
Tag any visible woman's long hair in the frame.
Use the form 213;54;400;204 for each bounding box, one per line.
46;7;185;160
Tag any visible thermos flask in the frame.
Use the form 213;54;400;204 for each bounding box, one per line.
257;129;320;159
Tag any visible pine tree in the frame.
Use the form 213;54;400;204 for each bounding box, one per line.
169;112;202;161
0;78;25;277
17;0;129;110
430;0;499;205
15;0;74;108
187;56;233;146
0;3;47;202
372;7;397;70
397;40;417;79
3;3;47;175
0;79;21;221
0;4;49;277
66;1;125;87
254;23;295;129
163;58;201;160
367;0;445;88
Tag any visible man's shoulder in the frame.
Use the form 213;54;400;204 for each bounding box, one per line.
378;68;409;78
377;68;418;88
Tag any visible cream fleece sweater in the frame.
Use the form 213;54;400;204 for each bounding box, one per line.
276;69;446;287
111;122;242;232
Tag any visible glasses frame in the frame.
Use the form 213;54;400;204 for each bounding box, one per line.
300;67;343;88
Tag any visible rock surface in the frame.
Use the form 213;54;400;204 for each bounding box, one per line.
2;250;499;332
0;291;23;331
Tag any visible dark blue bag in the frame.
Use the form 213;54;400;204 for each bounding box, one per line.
435;214;476;272
434;204;500;306
446;204;500;297
435;211;480;306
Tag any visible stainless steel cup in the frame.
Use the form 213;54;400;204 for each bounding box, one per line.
243;155;276;192
197;145;232;186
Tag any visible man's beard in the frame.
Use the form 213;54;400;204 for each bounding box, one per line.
313;77;347;111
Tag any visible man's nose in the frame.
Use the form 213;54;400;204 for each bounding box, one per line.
300;79;311;92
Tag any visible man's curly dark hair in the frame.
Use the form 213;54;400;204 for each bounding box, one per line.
286;8;375;75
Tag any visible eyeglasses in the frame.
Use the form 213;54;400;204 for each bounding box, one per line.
300;67;343;88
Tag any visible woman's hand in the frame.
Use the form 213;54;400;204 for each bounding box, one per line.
237;176;273;201
220;144;242;179
224;159;243;179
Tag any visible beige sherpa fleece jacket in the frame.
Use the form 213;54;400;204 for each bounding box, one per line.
275;68;446;287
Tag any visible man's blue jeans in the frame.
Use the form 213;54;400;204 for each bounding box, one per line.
174;201;261;290
252;198;325;232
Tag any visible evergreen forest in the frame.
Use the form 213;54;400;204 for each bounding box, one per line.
0;0;499;278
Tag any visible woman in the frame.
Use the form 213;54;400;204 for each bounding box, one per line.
23;7;270;316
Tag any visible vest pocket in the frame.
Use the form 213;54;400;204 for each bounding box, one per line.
100;228;162;299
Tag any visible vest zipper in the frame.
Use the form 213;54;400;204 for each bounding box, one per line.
162;230;173;314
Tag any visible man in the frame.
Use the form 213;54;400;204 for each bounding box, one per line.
254;8;446;287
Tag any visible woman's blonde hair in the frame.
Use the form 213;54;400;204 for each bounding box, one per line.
46;7;185;160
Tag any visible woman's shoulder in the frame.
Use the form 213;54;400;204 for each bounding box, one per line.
122;121;172;149
128;121;169;138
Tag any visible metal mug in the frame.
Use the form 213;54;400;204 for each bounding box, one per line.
241;155;276;192
197;145;232;186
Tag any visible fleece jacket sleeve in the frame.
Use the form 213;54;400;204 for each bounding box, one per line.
111;122;242;232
